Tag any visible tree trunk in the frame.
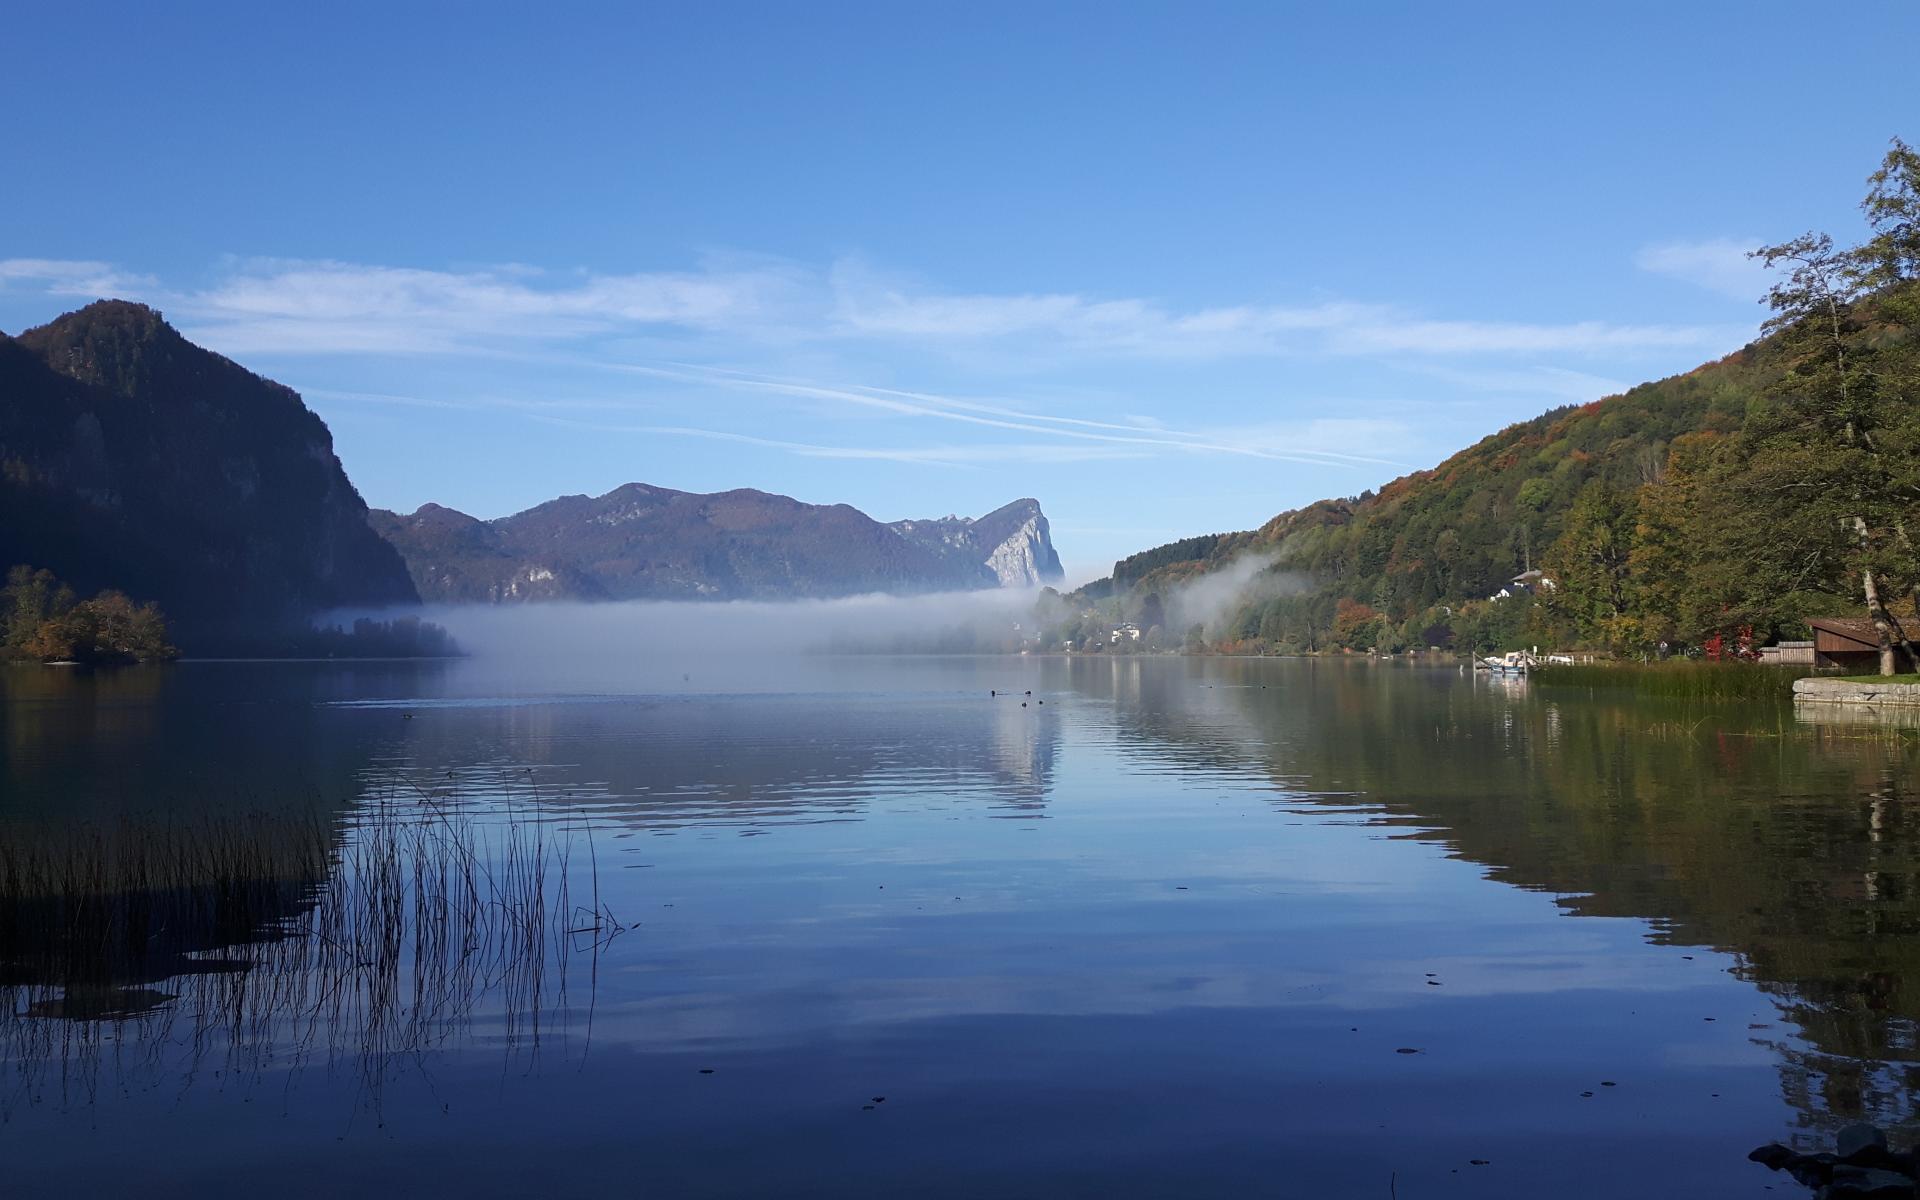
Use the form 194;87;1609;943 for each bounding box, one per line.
1862;569;1898;676
1890;605;1920;674
1912;584;1920;664
1854;516;1900;675
1893;523;1920;671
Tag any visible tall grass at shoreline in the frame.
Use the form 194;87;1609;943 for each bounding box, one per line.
1532;660;1816;701
0;772;621;1116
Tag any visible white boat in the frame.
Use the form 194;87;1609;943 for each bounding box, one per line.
1477;651;1535;675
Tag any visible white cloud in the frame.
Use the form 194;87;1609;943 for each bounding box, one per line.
6;252;1741;362
1634;237;1769;300
824;258;1733;358
1405;363;1632;403
530;418;1152;467
1195;416;1419;462
304;363;1412;473
1329;317;1723;355
0;257;155;297
589;360;1407;469
180;257;807;354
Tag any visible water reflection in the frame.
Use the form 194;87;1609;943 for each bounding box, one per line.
1080;657;1920;1147
4;656;1920;1194
0;782;605;1123
1796;696;1920;730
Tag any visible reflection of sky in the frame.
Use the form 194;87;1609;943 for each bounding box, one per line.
1;655;1893;1197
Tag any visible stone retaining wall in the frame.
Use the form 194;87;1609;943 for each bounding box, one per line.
1793;678;1920;707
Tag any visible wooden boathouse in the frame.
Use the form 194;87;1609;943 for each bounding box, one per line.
1806;616;1887;672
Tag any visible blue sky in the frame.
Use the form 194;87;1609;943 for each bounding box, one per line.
4;2;1917;582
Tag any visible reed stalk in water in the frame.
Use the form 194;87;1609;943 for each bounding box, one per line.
0;769;621;1119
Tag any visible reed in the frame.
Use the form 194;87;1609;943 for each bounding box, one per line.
1533;660;1814;701
0;771;620;1118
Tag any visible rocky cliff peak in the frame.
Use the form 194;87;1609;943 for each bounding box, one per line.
888;498;1064;588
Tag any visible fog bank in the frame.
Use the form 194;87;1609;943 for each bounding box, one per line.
411;588;1042;664
1163;553;1308;636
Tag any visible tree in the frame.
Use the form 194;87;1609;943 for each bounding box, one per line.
1135;590;1166;633
1;566;176;663
1743;143;1920;673
1543;481;1638;648
1855;137;1920;630
1859;137;1920;322
1332;598;1380;649
2;566;74;656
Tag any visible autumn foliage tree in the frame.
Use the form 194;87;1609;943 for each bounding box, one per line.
1;565;177;663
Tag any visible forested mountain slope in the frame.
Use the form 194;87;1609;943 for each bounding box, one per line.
1080;140;1920;661
1094;344;1764;636
1089;295;1915;657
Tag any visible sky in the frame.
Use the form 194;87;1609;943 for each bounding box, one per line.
4;2;1917;583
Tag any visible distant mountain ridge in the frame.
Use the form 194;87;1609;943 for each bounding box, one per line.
0;301;417;643
369;487;1064;603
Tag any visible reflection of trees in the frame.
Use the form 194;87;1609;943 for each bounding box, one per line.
0;661;431;825
1080;658;1920;1143
0;787;605;1120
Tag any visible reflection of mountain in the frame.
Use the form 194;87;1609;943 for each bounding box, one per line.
1076;657;1920;1144
987;697;1059;812
384;686;1063;827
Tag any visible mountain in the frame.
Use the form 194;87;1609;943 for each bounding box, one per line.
1085;136;1920;659
887;499;1064;588
0;302;419;643
369;487;1065;603
1083;337;1777;646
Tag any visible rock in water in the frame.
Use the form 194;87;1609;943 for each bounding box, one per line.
1788;1153;1838;1188
1748;1130;1916;1195
1839;1124;1892;1162
1826;1164;1914;1197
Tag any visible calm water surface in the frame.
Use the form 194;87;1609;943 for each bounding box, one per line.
2;654;1916;1197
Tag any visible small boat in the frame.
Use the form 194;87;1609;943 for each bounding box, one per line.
1477;651;1535;675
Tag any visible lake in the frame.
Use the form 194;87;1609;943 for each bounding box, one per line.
2;652;1915;1197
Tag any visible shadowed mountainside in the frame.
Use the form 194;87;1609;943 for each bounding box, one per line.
0;302;418;644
